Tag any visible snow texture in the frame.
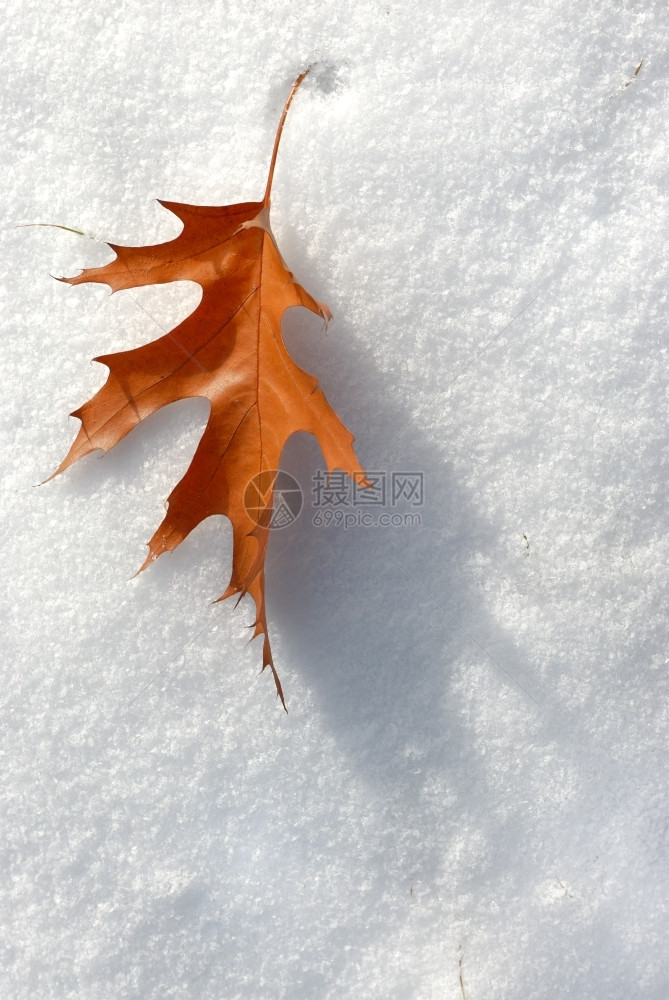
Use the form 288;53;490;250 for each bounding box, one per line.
3;2;668;998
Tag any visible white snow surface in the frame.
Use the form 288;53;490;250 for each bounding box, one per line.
3;2;669;997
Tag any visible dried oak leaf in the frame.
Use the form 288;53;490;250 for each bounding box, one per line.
49;71;368;708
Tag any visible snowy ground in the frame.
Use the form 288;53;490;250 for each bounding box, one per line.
3;2;669;997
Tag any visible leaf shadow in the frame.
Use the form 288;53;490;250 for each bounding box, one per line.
271;306;549;763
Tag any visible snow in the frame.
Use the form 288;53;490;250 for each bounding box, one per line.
3;1;668;997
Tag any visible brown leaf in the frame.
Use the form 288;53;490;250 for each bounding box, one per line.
49;70;368;709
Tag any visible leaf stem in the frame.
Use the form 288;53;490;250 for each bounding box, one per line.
263;68;311;207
